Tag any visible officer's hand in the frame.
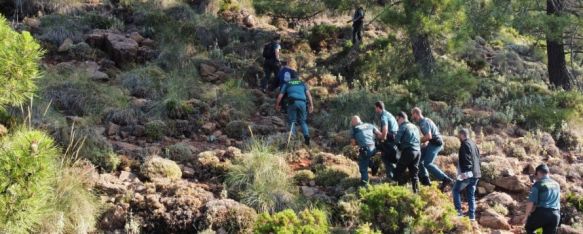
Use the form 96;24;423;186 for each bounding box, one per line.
308;105;314;113
275;105;281;112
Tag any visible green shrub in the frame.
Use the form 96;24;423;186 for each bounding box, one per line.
359;184;461;233
0;130;59;233
566;193;583;212
74;128;120;172
141;156;182;180
254;208;329;234
215;80;257;119
293;170;316;185
38;13;123;45
0;16;44;109
409;65;478;105
226;141;296;213
165;142;193;162
355;223;381;234
145;120;167;140
308;24;341;51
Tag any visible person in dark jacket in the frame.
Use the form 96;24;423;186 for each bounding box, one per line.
452;128;481;221
523;164;561;234
347;6;364;44
261;35;282;92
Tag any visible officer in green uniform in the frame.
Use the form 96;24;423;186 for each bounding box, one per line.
350;115;382;185
394;111;421;193
523;164;561;234
374;101;399;180
275;76;314;145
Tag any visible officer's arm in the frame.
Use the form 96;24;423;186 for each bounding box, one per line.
275;93;284;110
523;202;534;224
275;46;280;61
306;88;314;113
523;186;539;223
420;123;432;143
381;125;388;141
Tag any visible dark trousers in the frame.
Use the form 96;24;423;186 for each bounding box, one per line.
525;208;560;234
352;23;363;43
394;149;421;192
380;142;398;180
262;63;279;91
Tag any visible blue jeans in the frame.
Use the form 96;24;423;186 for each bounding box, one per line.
452;178;479;220
287;100;309;137
418;143;449;181
358;147;375;183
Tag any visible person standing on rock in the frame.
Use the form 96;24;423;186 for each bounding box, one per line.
394;111;421;193
350;115;382;185
523;164;561;234
262;35;282;93
275;75;314;146
347;6;365;44
411;107;453;191
374;101;399;181
452;128;481;221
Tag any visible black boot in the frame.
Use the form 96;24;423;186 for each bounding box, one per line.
304;136;310;146
439;177;453;192
412;180;419;194
420;176;431;186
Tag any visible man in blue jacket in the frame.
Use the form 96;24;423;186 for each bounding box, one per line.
275;76;314;145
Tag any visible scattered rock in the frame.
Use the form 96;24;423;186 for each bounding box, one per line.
129;32;145;44
106;122;120;136
493;175;530;193
481;192;517;208
58;38;74;52
243;14;255;28
559;225;583;234
479;209;511;230
105;33;139;67
141;156;182;181
202;122;217;134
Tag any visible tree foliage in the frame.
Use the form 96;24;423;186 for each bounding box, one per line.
0;15;44;110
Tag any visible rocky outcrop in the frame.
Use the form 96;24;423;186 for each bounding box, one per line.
493;175;530;193
479;209;511;230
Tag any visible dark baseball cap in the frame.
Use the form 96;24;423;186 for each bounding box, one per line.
535;164;550;174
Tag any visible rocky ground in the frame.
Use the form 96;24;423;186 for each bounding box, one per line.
5;0;583;233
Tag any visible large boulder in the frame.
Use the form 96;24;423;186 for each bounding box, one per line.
479;209;511;230
105;33;139;67
197;199;257;233
141;156;182;181
493;175;530;193
480;192;517;209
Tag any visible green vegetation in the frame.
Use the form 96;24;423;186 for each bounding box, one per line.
226;141;296;213
359;184;464;233
566;193;583;213
0;16;43;109
254;208;329;234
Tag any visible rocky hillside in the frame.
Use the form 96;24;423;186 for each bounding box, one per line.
0;0;582;233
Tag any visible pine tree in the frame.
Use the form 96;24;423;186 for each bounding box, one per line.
0;15;44;110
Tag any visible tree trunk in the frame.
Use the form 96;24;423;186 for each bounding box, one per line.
410;32;436;77
546;0;573;90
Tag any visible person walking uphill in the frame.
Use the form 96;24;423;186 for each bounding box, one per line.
411;107;454;191
262;35;281;93
275;76;314;146
394;112;421;193
347;6;364;44
452;128;481;221
523;164;561;234
374;101;399;181
350;116;382;185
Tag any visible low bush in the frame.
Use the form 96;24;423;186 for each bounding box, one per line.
359;184;463;233
145;120;167;140
355;223;381;234
165;142;193;162
141;155;182;181
226;141;296;213
566;193;583;212
293;170;316;185
308;24;342;51
254;208;329;234
75;128;120;172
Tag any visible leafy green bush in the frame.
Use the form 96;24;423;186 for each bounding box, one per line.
0;16;44;110
145;120;167;140
226;141;296;213
566;193;583;212
359;184;462;233
74;128;120;172
165;142;193;162
293;169;316;185
355;223;381;234
254;208;329;234
408;65;478;106
0;130;59;233
308;24;341;51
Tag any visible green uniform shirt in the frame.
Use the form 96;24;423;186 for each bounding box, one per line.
528;176;561;210
395;121;421;151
